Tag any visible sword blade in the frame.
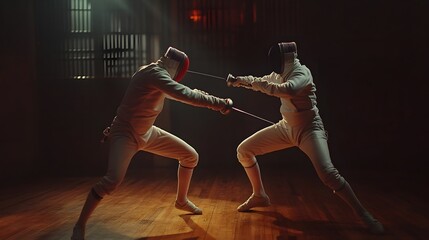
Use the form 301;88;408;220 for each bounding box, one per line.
187;70;274;125
232;107;275;125
188;70;225;80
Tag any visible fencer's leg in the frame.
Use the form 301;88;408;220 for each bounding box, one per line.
71;189;103;240
244;162;268;197
237;162;271;212
71;130;138;240
175;165;202;214
140;126;202;214
299;130;384;234
334;181;384;234
235;123;289;212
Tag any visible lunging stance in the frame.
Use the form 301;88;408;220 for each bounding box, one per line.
226;42;384;234
71;46;233;240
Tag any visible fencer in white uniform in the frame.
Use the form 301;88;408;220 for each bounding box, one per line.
71;47;233;240
226;42;384;234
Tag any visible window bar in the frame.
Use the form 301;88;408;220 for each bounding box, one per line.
126;34;130;76
121;34;125;77
108;34;112;77
90;37;94;78
104;35;107;77
85;37;89;78
78;38;82;79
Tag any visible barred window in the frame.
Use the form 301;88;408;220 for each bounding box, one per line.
64;0;94;80
63;0;155;80
70;0;91;33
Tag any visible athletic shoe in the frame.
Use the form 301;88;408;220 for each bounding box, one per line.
175;200;202;214
237;194;271;212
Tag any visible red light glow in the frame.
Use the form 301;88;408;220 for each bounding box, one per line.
189;9;202;22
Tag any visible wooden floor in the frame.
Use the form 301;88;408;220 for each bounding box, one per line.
0;166;428;240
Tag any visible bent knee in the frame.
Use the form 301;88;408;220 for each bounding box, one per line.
93;175;124;197
237;143;256;167
179;148;199;168
319;167;345;190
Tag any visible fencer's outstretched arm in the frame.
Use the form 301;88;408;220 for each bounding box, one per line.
227;67;313;98
154;71;233;114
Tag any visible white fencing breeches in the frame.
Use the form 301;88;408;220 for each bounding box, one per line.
237;118;345;191
94;123;198;197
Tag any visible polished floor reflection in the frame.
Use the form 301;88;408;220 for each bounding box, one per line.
0;167;427;240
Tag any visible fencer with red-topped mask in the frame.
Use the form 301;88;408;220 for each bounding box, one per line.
226;42;384;234
71;47;233;240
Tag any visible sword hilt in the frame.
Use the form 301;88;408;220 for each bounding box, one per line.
226;74;237;87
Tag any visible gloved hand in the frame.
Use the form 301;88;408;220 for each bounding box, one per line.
220;98;233;115
193;88;209;95
226;74;252;88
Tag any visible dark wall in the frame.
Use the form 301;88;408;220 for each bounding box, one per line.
1;0;427;181
309;1;428;174
0;1;38;183
172;0;429;174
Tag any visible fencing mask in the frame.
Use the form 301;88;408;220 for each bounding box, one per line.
163;47;190;82
268;42;297;74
